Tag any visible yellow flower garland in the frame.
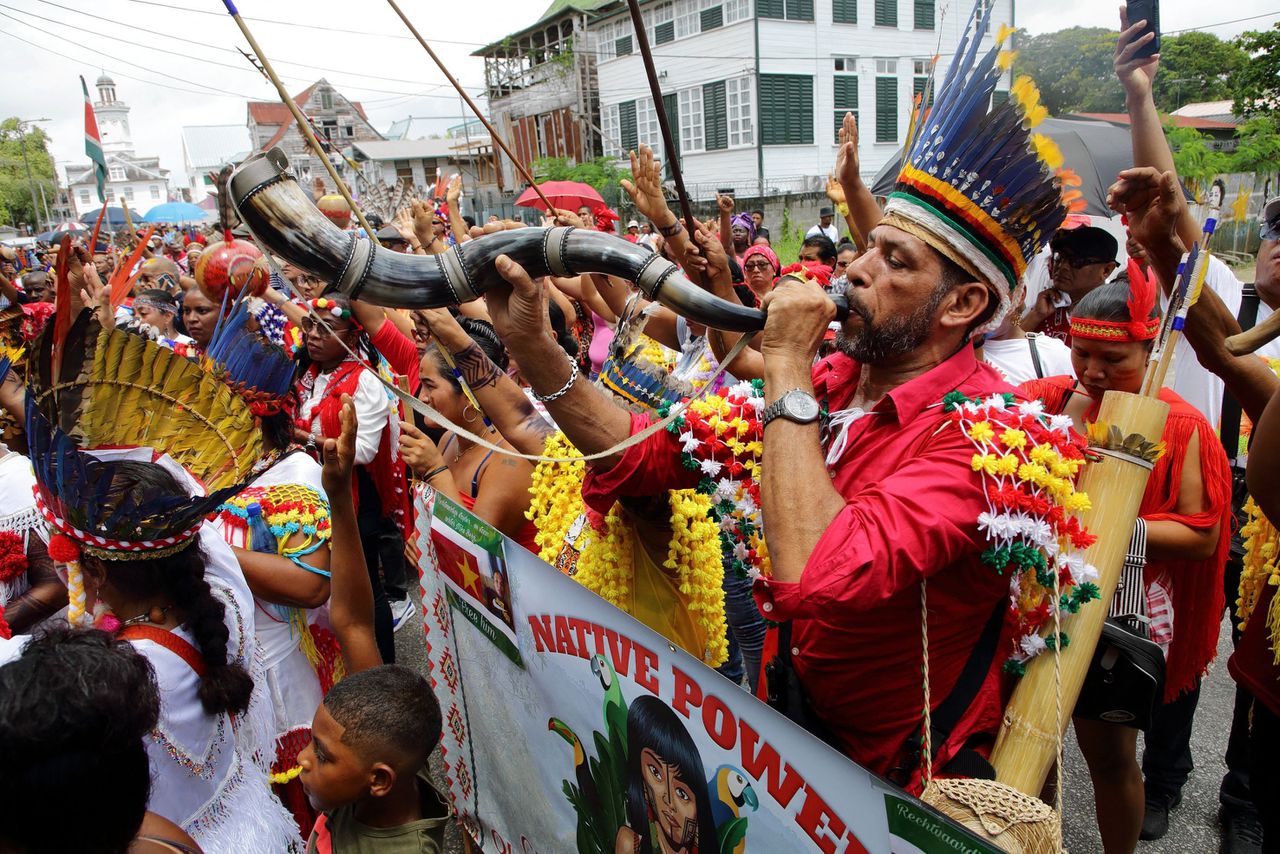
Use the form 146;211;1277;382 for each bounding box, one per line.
527;432;728;666
1237;497;1280;664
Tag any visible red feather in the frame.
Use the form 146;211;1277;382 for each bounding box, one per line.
109;227;155;312
50;235;73;384
87;204;109;256
1126;258;1156;337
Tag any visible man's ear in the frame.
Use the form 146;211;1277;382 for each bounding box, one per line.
367;762;398;799
939;281;992;332
1105;260;1119;277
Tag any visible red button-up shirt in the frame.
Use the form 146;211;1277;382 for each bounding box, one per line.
584;345;1016;781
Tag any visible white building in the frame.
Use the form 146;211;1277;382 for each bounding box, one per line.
66;75;172;218
180;125;252;204
588;0;1013;198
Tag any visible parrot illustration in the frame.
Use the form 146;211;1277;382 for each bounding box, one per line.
709;764;758;854
590;652;627;747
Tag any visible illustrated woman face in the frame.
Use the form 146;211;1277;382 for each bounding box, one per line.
641;747;698;850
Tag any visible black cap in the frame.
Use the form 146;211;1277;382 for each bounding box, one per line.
819;207;834;217
1050;225;1118;263
376;225;408;243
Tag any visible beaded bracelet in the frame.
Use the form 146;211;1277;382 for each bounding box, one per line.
423;465;449;481
534;358;579;403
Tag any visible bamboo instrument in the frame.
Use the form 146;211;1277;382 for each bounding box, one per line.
989;390;1168;795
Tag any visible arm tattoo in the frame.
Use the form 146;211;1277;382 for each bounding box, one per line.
451;343;503;389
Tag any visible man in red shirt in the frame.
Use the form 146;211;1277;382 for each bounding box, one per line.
484;8;1076;789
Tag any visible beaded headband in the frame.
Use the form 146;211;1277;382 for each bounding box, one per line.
1069;260;1160;343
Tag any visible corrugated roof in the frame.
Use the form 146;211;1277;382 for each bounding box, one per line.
352;138;490;160
248;82;372;150
181;125;253;169
1171;100;1237;119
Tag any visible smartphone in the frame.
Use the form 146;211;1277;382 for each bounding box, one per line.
1126;0;1160;58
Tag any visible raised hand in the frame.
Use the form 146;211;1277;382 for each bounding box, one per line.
825;174;847;206
834;112;861;191
446;174;463;205
716;192;734;215
393;206;416;243
1114;7;1159;100
411;199;436;247
552;208;587;229
398;419;445;478
620;145;675;227
321;395;357;488
1107;167;1183;257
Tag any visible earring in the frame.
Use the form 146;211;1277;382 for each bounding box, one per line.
463;403;478;424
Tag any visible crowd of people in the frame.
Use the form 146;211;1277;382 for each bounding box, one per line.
0;6;1276;854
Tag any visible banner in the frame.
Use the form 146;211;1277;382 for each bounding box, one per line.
416;487;1004;854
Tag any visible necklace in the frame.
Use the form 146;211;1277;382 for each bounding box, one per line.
119;604;172;627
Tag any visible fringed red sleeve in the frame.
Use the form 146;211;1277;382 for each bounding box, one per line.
1142;389;1231;701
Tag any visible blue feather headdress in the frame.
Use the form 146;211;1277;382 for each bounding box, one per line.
882;0;1083;332
26;395;245;560
204;297;297;417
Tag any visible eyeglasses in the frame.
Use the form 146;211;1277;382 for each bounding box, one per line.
299;317;353;334
1052;252;1110;269
744;262;774;271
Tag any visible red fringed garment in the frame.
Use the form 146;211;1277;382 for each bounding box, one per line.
1020;377;1231;701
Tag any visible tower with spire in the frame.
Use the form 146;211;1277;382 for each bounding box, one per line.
94;73;133;155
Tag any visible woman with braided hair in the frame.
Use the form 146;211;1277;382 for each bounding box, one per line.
28;437;302;851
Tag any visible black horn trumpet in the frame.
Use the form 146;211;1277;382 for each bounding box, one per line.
229;148;847;332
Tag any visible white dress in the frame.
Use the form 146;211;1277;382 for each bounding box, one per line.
0;451;46;609
134;523;302;852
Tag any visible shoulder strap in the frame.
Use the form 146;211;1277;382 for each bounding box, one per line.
1220;284;1260;459
118;625;206;678
1025;332;1045;379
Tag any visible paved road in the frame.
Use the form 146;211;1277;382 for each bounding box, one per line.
397;595;1241;853
1062;618;1238;853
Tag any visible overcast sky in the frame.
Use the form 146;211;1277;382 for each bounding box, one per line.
1;0;1275;202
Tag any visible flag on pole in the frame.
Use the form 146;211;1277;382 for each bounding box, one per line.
80;75;107;203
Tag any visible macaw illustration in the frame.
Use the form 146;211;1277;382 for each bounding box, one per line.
549;656;757;854
709;765;759;854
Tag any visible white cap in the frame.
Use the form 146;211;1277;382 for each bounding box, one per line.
627;220;639;228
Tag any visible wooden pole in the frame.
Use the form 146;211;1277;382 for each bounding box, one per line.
383;0;558;214
989;390;1169;795
221;0;375;238
624;0;697;235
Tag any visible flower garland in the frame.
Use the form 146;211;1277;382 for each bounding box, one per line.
1237;497;1279;663
527;432;728;666
945;391;1098;673
660;380;769;580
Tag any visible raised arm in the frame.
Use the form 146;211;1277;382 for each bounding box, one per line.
418;307;554;456
1110;166;1280;421
320;396;382;674
834;112;880;252
487;256;633;467
1115;9;1201;251
621;146;696;273
1248;382;1280;523
716;193;735;256
446;175;471;244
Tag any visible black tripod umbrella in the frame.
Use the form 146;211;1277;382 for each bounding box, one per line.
870;117;1162;218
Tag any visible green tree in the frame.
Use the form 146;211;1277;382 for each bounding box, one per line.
1152;31;1248;111
1229;117;1280;174
1232;23;1280;126
530;157;632;192
1013;28;1122;116
0;117;57;232
1164;122;1229;197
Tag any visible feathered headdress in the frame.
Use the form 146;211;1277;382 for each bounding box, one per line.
205;298;298;417
32;319;264;491
883;0;1080;334
26;396;242;561
1069;259;1160;343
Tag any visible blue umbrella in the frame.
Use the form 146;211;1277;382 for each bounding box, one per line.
78;206;129;228
141;201;211;224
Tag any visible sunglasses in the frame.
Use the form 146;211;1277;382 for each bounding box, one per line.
1262;217;1279;242
299;317;355;334
744;261;774;271
1052;252;1110;269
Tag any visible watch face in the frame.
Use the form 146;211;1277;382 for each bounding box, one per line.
784;390;820;421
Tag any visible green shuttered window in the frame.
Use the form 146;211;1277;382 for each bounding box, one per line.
875;77;897;142
758;74;813;145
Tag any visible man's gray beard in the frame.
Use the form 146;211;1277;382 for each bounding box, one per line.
835;281;953;364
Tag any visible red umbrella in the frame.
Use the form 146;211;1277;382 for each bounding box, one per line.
515;181;606;214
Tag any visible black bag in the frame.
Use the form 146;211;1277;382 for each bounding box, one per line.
1074;618;1166;730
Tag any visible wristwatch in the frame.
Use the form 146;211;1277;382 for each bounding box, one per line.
762;389;821;428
